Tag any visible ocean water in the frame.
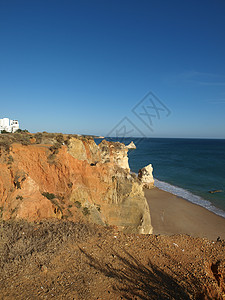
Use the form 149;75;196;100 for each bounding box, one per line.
100;137;225;218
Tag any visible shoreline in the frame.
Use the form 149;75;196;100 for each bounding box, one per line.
145;187;225;240
154;178;225;219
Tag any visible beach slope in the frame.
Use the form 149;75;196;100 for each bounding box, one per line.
145;187;225;240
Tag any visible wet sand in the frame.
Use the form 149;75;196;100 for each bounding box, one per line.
145;187;225;240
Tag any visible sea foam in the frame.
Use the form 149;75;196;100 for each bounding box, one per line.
154;178;225;219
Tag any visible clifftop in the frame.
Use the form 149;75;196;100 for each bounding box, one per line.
1;219;225;299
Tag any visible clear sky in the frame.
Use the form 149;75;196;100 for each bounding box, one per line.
0;0;225;138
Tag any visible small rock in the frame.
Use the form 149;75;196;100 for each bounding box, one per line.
208;190;222;194
138;164;154;189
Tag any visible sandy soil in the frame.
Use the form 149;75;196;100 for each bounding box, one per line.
145;187;225;240
0;220;225;299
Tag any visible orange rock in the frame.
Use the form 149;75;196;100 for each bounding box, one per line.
0;138;153;233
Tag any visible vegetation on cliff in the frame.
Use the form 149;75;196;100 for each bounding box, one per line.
0;132;152;234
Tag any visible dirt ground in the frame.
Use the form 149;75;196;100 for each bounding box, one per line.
0;220;225;299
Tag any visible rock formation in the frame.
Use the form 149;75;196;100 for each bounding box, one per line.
208;190;222;194
126;141;136;149
0;134;153;234
138;164;154;189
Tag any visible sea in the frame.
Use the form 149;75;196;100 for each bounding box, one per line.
98;137;225;219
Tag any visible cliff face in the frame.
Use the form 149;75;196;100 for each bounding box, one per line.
0;136;152;234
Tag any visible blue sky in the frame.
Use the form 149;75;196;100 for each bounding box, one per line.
0;0;225;138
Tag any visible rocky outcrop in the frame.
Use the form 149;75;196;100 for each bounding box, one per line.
97;140;130;170
0;136;153;234
208;190;222;194
126;141;136;149
138;164;154;189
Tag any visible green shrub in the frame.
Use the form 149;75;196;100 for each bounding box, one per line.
16;129;29;133
11;207;18;215
14;181;21;189
68;182;73;188
34;133;43;144
96;204;101;212
47;153;56;164
0;140;11;152
48;142;62;160
64;138;71;146
82;207;90;216
42;192;56;200
51;142;62;151
1;130;11;134
0;206;3;218
7;155;14;164
74;201;81;208
56;134;64;144
21;139;31;146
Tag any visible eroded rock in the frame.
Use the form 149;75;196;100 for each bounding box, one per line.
126;141;136;149
138;164;154;189
0;137;153;234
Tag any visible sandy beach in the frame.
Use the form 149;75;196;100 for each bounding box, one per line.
145;187;225;240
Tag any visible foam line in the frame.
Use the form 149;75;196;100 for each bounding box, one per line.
154;178;225;219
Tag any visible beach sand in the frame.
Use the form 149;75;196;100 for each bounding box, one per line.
145;187;225;240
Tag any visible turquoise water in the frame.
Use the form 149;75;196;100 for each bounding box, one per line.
100;138;225;218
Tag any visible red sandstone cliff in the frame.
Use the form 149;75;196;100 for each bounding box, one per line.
0;134;152;234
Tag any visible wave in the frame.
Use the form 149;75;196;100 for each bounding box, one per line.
154;178;225;219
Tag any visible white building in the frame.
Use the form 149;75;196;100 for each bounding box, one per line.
0;118;19;133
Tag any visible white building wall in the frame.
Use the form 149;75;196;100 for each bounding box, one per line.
2;118;10;127
0;118;19;133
